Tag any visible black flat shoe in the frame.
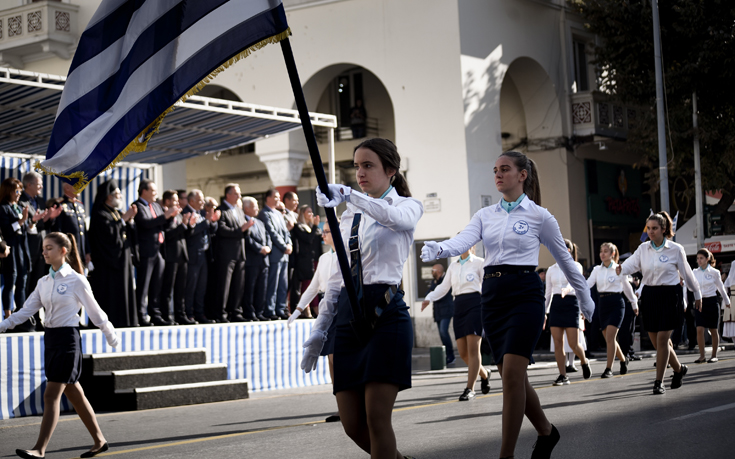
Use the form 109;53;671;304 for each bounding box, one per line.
620;358;629;375
671;365;688;389
582;362;591;379
325;414;341;422
531;424;560;459
80;442;109;458
16;450;44;459
481;375;491;394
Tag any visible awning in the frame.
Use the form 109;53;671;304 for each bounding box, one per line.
0;67;337;164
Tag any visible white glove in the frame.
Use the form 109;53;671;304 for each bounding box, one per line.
301;330;327;373
0;320;8;333
421;241;444;262
560;287;573;298
316;184;350;208
287;308;302;328
99;322;119;348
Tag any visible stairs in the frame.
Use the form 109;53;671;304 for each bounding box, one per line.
79;348;248;411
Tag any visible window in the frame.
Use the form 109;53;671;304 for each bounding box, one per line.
572;39;589;92
334;70;364;127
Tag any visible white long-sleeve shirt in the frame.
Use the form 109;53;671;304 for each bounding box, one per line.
693;266;731;307
586;262;638;306
544;262;584;313
436;196;595;320
724;269;735;289
295;250;337;311
425;254;484;302
0;264;118;346
619;240;701;300
311;187;423;338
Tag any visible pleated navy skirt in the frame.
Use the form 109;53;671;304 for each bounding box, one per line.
547;294;580;328
599;293;625;329
452;292;483;339
695;296;721;329
640;285;683;332
481;265;543;365
44;327;83;384
333;285;412;394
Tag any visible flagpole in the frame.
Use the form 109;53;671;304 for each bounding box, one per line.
279;38;361;319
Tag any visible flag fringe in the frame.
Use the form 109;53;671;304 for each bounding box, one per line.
36;28;293;192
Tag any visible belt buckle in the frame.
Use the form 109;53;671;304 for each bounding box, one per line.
485;272;502;279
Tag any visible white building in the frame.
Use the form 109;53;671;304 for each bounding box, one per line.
1;0;647;345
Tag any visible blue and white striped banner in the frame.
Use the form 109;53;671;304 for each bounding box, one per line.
0;321;330;419
38;0;290;191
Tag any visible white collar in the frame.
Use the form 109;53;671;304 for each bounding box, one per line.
55;263;74;278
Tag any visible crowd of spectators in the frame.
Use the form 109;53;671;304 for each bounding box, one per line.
0;172;326;330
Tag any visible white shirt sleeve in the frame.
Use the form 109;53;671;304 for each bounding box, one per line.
437;211;483;258
75;276;118;347
712;269;731;307
677;245;702;301
425;265;454;303
622;277;638;309
544;267;554;314
309;252;344;340
619;246;642;278
348;190;423;232
0;288;43;333
586;266;598;290
296;256;328;311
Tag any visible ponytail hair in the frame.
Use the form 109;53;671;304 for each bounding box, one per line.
647;211;674;239
564;238;579;262
354;138;412;197
600;242;620;263
696;248;716;266
499;151;541;205
44;232;84;274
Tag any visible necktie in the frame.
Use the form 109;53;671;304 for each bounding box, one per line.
149;203;164;243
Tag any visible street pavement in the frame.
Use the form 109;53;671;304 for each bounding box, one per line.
1;350;734;459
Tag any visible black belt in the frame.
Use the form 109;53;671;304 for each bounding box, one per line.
599;292;621;298
483;265;536;279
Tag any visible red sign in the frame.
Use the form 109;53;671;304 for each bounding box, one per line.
604;197;640;216
705;241;722;253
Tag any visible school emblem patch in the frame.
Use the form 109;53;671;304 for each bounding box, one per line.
513;220;529;235
466;273;475;282
659;255;669;263
607;276;616;283
705;274;713;280
57;284;68;295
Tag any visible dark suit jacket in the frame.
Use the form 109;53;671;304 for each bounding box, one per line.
258;206;291;263
51;196;89;262
429;274;454;322
162;212;189;263
215;201;246;262
133;198;167;259
0;202;32;275
245;216;270;268
19;192;47;261
181;205;211;264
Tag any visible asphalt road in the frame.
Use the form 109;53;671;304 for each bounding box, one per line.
2;350;734;459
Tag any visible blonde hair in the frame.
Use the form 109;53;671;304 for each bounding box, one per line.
600;242;620;264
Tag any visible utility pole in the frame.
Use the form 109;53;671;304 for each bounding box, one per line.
652;0;670;214
693;91;704;247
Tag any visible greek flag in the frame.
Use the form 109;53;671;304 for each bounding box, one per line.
36;0;290;191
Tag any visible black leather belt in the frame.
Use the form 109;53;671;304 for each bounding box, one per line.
483;265;536;279
599;292;621;298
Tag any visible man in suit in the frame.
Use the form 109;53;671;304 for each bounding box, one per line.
242;196;271;321
159;190;193;324
213;184;254;322
52;182;90;267
182;190;216;324
258;188;292;320
134;179;179;326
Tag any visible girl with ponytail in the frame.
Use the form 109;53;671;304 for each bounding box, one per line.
0;231;118;458
692;248;730;363
421;151;595;458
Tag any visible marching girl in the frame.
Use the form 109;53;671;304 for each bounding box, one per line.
586;242;638;377
617;212;701;395
422;151;594;459
301;138;423;459
692;248;730;363
544;239;592;386
421;246;491;401
288;220;341;422
724;270;735;341
0;232;119;459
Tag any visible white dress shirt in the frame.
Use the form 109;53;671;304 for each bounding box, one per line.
724;269;735;289
425;254;484;302
544;262;584;313
694;266;731;307
619;240;702;300
0;264;118;346
311;187;423;338
586;262;638;306
296;250;337;311
437;196;595;320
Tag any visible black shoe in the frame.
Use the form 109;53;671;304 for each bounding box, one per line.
671;365;687;389
229;315;250;322
255;314;270;322
80;443;109;458
582;362;591;380
481;375;491;394
601;368;613;378
215;318;230;324
553;374;570;386
176;316;196;325
446;356;456;366
325;414;341;422
565;365;578;373
620;358;629;375
275;312;290;320
15;450;44;459
458;388;475;401
138;317;152;327
150;316;174;326
707;357;718;363
531;424;560;459
269;315;281;321
653;380;665;395
629;355;641;361
194;316;216;324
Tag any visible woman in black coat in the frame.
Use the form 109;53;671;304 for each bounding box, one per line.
290;205;322;317
88;179;139;327
0;177;32;319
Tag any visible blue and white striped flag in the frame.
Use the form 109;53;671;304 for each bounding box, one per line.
36;0;290;191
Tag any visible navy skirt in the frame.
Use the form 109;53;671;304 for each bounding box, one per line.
599;293;625;329
321;317;338;356
481;265;543;365
695;296;721;329
548;294;580;328
452;292;483;339
333;285;412;394
640;285;683;332
44;327;83;384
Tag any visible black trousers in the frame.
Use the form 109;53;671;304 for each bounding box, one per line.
243;264;268;318
185;256;208;319
215;258;245;320
160;260;188;321
618;299;636;356
136;253;165;319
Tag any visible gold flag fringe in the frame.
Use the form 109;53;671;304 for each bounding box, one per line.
36;28;293;192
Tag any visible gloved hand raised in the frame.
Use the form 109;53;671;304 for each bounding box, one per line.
420;241;444;262
301;330;327;373
316;184;351;208
287;308;302;328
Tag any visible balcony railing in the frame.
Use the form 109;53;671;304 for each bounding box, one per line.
0;1;79;69
315;117;380;143
571;91;636;140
